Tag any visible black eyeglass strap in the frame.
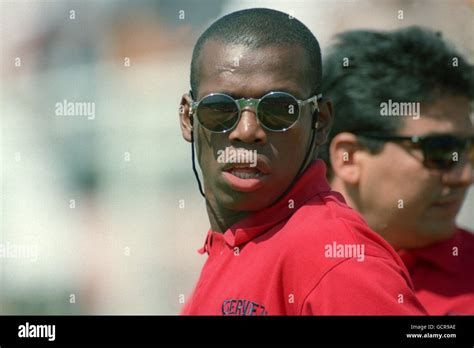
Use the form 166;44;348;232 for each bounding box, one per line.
273;109;319;201
190;116;206;198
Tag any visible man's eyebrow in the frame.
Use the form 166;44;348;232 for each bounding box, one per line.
418;132;474;138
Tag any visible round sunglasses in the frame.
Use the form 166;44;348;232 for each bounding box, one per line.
357;132;474;170
189;91;323;133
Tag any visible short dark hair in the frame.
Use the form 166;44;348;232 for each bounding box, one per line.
190;8;322;98
319;26;474;178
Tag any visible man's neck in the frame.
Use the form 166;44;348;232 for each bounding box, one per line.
330;177;358;210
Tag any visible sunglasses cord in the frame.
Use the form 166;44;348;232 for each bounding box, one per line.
290;122;317;188
253;110;320;203
191;130;206;198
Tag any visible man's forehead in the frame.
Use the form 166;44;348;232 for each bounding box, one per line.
197;40;310;98
400;96;473;135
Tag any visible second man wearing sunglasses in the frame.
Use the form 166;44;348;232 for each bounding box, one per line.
321;27;474;315
179;9;426;315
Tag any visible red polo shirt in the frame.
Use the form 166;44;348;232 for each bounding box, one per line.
182;160;426;315
398;228;474;315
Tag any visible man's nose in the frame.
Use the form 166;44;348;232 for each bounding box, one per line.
227;107;267;144
442;155;474;187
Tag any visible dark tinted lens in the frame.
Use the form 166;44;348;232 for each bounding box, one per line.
197;94;239;132
422;135;466;169
469;140;474;164
258;92;299;131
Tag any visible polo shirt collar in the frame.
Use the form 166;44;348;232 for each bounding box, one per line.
199;160;331;254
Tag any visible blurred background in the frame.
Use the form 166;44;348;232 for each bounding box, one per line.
1;0;473;314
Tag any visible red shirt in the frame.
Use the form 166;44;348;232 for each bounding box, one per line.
398;228;474;315
182;160;426;315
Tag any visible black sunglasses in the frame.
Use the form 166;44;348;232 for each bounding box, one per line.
356;132;474;170
189;91;322;133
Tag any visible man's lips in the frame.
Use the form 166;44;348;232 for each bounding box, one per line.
430;196;464;214
432;199;462;207
221;157;272;193
221;158;272;175
432;194;465;206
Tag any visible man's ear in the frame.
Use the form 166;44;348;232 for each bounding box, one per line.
179;93;194;143
314;98;333;146
329;132;363;185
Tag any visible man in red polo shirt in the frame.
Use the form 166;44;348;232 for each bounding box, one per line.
178;9;426;315
320;27;474;315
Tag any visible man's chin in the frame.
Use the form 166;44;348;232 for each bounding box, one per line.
211;175;288;213
417;219;457;242
217;189;271;212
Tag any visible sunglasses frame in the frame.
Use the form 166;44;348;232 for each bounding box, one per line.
189;91;323;133
356;132;474;170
